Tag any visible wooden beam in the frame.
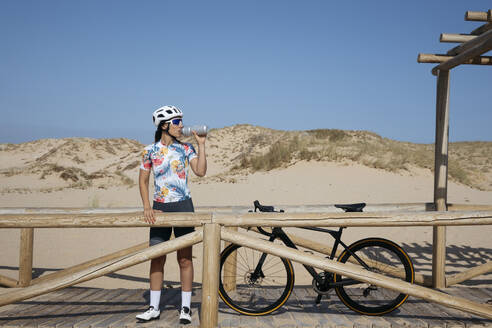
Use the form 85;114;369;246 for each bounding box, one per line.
471;22;492;35
465;11;491;22
0;230;203;307
2;210;492;228
0;275;18;288
432;69;450;289
0;212;213;228
18;228;34;287
31;242;148;285
213;211;492;227
221;229;492;319
255;228;433;286
448;204;492;211
433;30;492;75
440;33;476;43
446;261;492;287
418;54;492;65
201;224;221;328
433;69;450;213
446;28;492;56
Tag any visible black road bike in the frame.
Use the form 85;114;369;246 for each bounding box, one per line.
219;201;415;316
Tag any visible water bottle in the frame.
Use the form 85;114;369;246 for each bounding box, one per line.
182;125;209;137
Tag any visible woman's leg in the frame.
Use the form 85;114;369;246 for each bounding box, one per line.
177;246;193;323
150;255;166;290
177;246;193;291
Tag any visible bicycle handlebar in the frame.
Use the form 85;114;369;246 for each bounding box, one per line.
254;200;283;213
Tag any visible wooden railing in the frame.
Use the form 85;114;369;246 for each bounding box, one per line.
1;206;492;327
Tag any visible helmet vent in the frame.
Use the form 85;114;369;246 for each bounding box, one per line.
166;110;173;114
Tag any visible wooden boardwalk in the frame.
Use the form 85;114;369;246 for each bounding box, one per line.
0;286;491;327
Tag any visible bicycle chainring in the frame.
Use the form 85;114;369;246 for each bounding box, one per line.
312;272;333;295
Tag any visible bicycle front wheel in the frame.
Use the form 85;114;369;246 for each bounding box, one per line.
334;238;414;315
218;243;295;316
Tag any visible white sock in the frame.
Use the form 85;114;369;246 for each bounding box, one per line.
150;290;161;310
182;291;192;309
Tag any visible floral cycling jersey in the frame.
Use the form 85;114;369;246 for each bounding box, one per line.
140;141;197;203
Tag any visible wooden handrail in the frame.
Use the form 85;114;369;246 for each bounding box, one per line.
214;211;492;227
1;210;491;228
0;212;212;228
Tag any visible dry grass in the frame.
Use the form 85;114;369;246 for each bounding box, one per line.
231;127;492;191
1;128;491;192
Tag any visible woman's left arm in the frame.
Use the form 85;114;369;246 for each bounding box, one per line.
190;132;207;177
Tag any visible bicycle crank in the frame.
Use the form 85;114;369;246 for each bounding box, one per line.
312;272;332;295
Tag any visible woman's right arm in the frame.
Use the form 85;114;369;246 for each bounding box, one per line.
139;168;155;224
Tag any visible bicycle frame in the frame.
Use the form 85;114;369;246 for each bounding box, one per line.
251;226;371;288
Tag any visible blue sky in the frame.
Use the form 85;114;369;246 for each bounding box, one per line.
1;1;491;144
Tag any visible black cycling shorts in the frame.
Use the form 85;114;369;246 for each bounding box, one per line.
149;198;195;246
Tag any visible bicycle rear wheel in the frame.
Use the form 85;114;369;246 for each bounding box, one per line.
334;238;414;315
218;243;295;316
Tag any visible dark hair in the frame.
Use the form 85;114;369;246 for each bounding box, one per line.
154;123;163;143
154;122;181;144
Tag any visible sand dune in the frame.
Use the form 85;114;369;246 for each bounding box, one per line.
1;126;491;289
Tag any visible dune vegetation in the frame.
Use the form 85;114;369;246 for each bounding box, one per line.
1;125;491;192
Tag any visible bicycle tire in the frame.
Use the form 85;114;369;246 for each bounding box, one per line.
334;238;414;315
218;243;295;316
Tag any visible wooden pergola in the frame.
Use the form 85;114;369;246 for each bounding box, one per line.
417;9;492;288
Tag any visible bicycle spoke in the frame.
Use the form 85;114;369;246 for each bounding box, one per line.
220;245;293;315
335;239;413;315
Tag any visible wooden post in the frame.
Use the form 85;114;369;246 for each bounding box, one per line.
433;69;450;288
201;223;221;328
18;228;34;287
222;226;237;292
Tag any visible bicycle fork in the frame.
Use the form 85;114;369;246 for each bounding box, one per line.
249;231;279;283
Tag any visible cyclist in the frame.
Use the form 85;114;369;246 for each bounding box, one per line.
136;105;207;324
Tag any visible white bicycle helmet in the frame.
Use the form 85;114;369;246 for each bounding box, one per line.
152;105;183;127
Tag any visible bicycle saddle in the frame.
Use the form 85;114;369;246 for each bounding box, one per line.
334;203;366;212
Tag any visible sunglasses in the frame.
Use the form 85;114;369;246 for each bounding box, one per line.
167;118;183;125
